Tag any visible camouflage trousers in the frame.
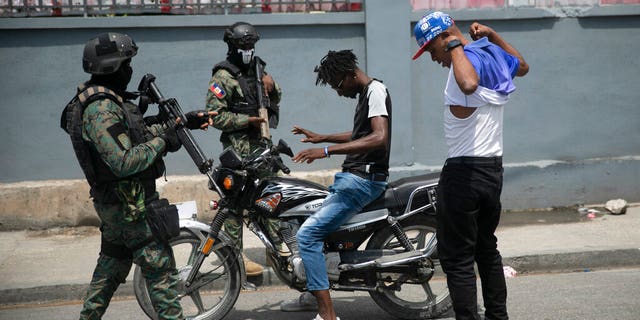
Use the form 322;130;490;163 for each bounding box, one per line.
221;137;282;251
79;201;184;320
223;212;282;250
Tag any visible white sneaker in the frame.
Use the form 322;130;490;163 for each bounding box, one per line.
312;314;340;320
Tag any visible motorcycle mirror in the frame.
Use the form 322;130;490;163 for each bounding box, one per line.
276;139;294;158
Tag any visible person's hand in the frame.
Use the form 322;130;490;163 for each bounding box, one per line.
292;148;325;164
262;74;275;95
469;22;494;41
248;116;266;128
160;122;182;153
291;125;322;143
184;110;218;130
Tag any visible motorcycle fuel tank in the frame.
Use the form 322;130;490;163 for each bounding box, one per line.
255;176;329;216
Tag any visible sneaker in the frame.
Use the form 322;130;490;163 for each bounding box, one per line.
280;291;318;312
243;254;264;277
312;314;340;320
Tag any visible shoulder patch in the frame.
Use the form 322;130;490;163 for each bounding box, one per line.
210;82;226;99
107;122;129;151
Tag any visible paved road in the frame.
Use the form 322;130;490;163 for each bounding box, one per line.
1;268;639;320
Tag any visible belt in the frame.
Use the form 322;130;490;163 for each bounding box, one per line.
344;169;388;182
445;156;502;166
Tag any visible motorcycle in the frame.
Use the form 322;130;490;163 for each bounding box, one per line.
133;139;451;320
133;77;451;320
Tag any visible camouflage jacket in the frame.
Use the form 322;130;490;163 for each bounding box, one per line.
82;99;166;178
205;64;282;157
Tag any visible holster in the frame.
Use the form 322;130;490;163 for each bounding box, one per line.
145;198;180;244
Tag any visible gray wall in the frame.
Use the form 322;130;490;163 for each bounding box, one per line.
1;3;639;209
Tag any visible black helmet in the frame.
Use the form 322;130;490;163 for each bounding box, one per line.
83;32;138;75
223;22;260;48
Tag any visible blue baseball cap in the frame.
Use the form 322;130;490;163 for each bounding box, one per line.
412;11;454;60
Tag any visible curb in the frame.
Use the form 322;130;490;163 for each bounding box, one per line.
503;248;640;274
2;249;640;307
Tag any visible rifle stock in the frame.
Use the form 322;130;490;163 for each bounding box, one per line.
254;57;271;141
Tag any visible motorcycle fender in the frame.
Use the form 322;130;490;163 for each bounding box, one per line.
178;218;247;286
179;218;238;253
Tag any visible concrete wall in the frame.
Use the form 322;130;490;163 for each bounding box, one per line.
1;2;639;229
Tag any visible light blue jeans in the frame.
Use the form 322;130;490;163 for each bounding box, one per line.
296;172;387;291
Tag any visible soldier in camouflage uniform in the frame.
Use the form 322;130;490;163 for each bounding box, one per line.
61;33;213;320
205;22;283;276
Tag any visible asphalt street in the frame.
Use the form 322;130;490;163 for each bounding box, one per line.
1;268;639;320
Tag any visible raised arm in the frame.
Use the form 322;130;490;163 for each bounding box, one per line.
470;22;529;77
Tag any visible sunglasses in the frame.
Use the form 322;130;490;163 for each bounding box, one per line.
331;74;348;90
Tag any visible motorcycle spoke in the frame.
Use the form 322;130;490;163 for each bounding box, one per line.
186;270;227;293
189;289;206;314
415;230;428;249
421;282;437;305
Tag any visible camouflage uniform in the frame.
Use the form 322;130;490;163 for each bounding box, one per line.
206;64;282;249
77;97;184;320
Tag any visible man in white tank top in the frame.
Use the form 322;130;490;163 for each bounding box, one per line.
413;11;529;320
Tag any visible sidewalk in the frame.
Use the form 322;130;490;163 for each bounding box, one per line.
1;204;639;305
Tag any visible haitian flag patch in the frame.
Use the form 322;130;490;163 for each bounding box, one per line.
210;82;225;99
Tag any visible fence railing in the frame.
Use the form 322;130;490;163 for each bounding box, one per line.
1;0;638;17
411;0;640;10
0;0;363;17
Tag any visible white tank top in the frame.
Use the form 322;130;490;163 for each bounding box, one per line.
443;68;509;158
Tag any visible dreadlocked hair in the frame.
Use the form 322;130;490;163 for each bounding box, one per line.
314;50;358;86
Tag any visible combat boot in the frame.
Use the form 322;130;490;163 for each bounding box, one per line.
243;254;264;277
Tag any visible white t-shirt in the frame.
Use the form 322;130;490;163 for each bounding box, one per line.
366;80;389;118
443;68;509;158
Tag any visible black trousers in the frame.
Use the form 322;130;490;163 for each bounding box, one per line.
436;157;507;320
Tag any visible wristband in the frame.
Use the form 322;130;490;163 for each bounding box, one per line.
324;146;330;158
445;39;463;52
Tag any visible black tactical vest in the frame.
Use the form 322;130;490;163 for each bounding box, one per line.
60;83;165;201
212;57;279;128
212;60;260;116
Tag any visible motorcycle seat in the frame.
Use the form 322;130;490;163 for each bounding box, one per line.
362;172;440;214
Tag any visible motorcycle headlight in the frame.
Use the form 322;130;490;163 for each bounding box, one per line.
222;175;234;191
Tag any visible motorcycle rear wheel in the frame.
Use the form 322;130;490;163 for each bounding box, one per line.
366;214;452;319
133;230;242;320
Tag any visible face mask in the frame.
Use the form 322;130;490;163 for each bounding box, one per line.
237;48;254;65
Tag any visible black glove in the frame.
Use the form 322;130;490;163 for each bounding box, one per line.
160;123;182;153
184;110;210;130
144;107;170;126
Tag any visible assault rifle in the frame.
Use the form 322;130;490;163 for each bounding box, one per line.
137;74;224;197
254;57;271;144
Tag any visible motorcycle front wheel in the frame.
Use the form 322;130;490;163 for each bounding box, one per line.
366;213;452;319
133;230;242;320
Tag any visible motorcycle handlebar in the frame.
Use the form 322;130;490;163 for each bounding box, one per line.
274;156;291;174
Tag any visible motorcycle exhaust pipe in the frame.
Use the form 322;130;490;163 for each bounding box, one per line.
338;235;437;272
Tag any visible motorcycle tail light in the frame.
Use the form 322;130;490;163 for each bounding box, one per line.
255;193;282;214
222;175;234;190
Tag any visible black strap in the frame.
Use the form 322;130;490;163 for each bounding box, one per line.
344;168;388;182
100;238;133;260
128;237;156;253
